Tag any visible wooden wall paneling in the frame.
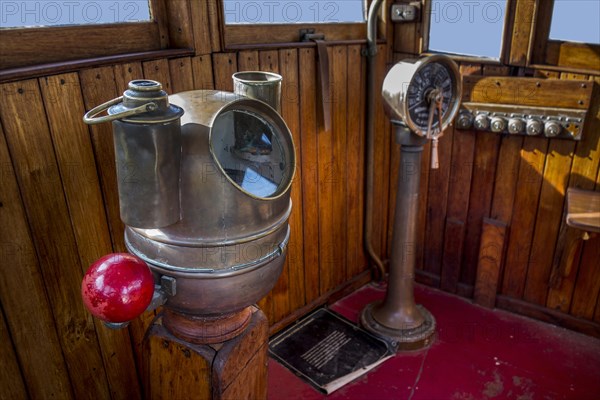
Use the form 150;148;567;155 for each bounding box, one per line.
237;50;260;71
258;50;291;322
594;165;600;324
189;0;213;55
346;45;368;278
459;66;507;287
165;0;194;49
259;50;279;74
0;305;27;400
213;53;237;91
473;219;508;308
439;64;480;292
463;76;592;110
279;48;306;315
501;137;549;298
372;45;391;262
40;73;142;399
490;135;523;223
143;59;173;92
299;48;321;304
114;62;144;93
523;139;575;306
169;57;195;93
329;45;349;291
207;0;223;53
79;67;125;253
0;124;72;399
422;119;454;276
393;4;418;54
109;62;157;372
317;46;337;295
570;236;600;319
508;0;535;66
547;74;599;312
228;50;274;322
191;55;215;90
459;132;502;285
0;79;110;399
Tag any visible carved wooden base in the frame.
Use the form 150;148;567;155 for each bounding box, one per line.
144;306;269;400
163;307;253;344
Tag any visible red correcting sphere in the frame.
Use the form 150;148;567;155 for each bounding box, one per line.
81;253;155;323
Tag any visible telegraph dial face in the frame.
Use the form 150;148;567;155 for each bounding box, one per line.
407;61;454;132
382;55;462;137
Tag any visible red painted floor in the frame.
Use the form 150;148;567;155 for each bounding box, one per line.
268;283;600;400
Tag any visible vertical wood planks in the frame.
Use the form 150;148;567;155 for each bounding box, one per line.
237;50;259;71
279;48;306;314
40;73;141;399
439;64;480;290
165;0;194;49
0;306;27;400
346;45;368;278
317;46;336;294
299;48;321;304
213;53;237;91
523;138;575;305
570;236;600;319
423;117;454;277
169;57;195;93
546;74;599;312
0;123;72;399
143;59;173;92
114;62;144;93
191;55;215;90
460;66;507;286
0;79;110;400
474;219;508;308
79;67;125;253
258;50;287;322
328;45;349;291
501;137;548;297
189;0;213;55
460;132;501;285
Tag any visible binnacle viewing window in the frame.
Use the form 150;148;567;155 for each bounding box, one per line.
220;0;368;47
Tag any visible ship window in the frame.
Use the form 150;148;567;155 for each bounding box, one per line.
549;1;600;44
220;0;368;47
223;0;365;24
0;0;167;70
427;0;508;59
0;0;152;28
517;0;600;72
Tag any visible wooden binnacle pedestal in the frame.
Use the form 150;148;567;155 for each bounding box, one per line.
144;306;269;400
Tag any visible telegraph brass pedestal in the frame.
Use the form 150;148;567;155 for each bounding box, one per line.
144;306;268;400
360;125;436;351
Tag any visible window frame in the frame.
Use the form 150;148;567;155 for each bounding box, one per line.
0;0;170;70
217;0;370;49
510;0;600;73
418;0;516;64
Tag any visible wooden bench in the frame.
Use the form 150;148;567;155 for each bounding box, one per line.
566;188;600;234
547;188;599;292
